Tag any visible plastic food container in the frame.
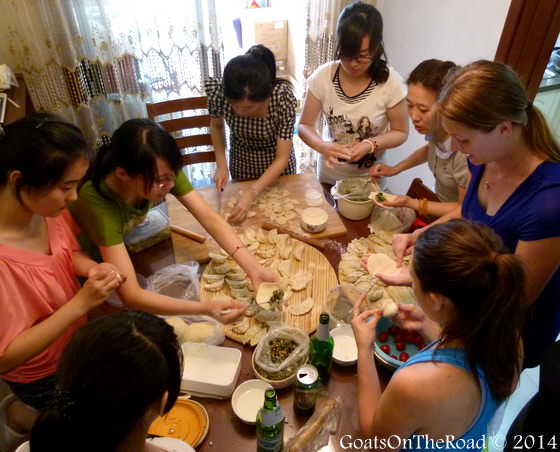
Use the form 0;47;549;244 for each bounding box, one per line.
181;342;242;398
124;203;170;253
305;189;323;206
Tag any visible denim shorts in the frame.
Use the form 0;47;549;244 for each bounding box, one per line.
3;374;57;410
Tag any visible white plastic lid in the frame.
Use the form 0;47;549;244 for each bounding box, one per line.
305;189;323;206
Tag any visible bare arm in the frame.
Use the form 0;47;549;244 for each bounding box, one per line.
392;172;470;266
298;90;351;166
516;237;560;306
0;271;120;373
385;185;466;218
228;138;292;223
370;145;429;179
177;190;276;288
210;116;229;191
101;242;247;321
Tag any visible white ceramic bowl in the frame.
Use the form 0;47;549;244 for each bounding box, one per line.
337;196;374;221
331;325;358;365
231;379;273;424
300;207;328;233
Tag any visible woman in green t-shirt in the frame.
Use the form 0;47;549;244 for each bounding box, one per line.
71;119;275;322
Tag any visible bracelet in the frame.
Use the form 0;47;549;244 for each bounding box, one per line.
418;198;428;217
230;244;245;258
364;139;378;155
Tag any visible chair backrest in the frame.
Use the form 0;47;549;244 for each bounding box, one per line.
146;96;215;166
406;178;439;223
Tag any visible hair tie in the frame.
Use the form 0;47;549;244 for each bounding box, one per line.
526;101;533;112
489;251;499;264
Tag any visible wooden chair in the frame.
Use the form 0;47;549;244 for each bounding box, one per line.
406;178;439;224
146;96;215;166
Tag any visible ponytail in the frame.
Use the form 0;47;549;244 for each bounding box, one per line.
438;60;560;164
413;219;525;400
524;103;560;163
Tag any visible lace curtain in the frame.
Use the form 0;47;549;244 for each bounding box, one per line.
298;0;352;174
0;0;222;185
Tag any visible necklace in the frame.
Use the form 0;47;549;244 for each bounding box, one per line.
483;156;534;190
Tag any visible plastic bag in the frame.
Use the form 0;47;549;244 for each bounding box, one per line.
331;177;379;202
285;397;341;452
324;284;365;327
254;327;309;380
0;65;18;90
146;262;200;301
368;205;416;234
162;315;225;345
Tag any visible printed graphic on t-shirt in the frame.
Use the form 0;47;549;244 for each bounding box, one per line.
326;109;380;146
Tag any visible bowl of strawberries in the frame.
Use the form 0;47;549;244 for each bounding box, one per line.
373;316;426;370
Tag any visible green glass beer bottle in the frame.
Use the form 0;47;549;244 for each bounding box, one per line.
256;388;284;452
309;312;334;384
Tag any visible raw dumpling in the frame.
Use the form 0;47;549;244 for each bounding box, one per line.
287;297;314;316
278;260;291;279
291;271;311;291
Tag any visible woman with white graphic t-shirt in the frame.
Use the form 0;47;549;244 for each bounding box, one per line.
298;1;409;186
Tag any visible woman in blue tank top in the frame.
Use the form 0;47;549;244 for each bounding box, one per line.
351;219;525;451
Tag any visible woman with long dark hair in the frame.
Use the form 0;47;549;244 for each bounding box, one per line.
0;114;122;449
30;311;188;452
371;59;468;216
298;1;408;187
70;118;275;321
205;44;297;222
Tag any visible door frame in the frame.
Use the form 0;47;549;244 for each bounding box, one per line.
495;0;560;100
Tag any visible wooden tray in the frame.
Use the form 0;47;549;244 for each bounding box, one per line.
218;174;347;240
200;238;339;344
167;174;347;249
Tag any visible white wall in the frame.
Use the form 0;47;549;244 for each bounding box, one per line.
376;0;511;195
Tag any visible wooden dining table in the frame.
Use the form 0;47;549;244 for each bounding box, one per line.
130;174;395;452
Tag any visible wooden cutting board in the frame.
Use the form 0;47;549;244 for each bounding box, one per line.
167;174;347;252
199;237;338;344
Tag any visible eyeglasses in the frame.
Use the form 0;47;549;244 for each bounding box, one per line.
340;54;374;64
153;175;175;190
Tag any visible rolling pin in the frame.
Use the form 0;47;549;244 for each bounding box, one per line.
262;222;326;249
170;224;207;244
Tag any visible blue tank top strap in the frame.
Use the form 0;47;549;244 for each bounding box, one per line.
396;344;499;451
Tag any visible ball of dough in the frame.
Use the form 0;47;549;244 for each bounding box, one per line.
164;317;190;343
